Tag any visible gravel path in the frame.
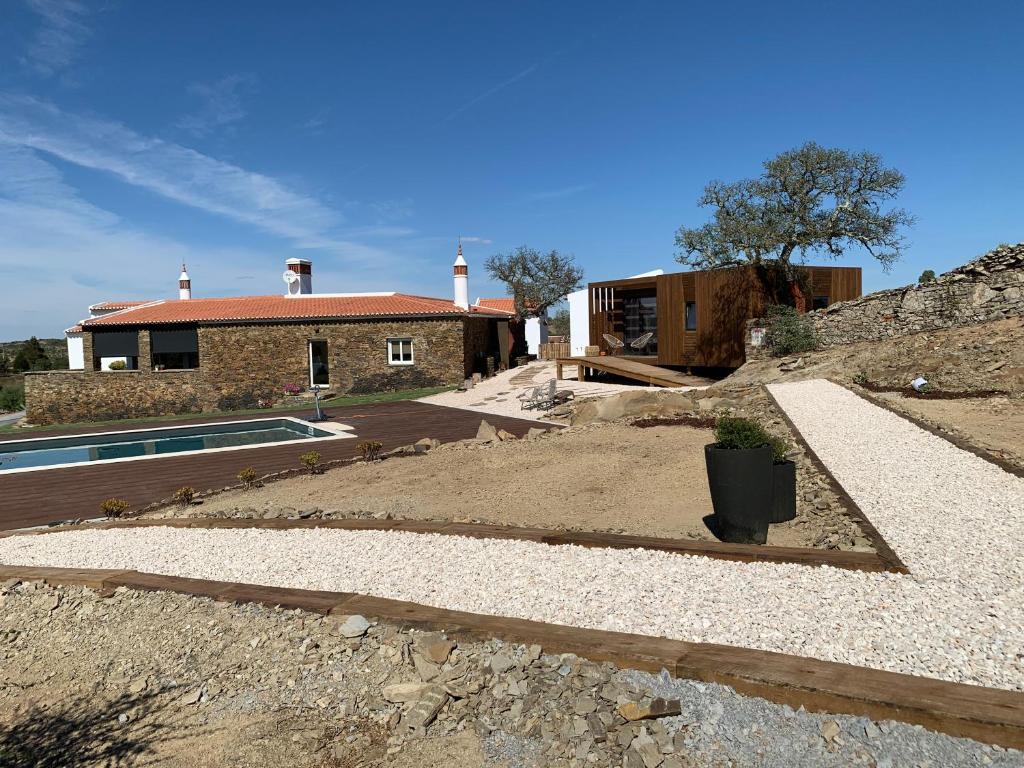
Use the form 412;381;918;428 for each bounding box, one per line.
1;380;1021;692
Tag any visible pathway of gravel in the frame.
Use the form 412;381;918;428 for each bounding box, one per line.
0;380;1020;693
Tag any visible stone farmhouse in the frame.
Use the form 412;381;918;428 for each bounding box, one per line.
28;247;522;425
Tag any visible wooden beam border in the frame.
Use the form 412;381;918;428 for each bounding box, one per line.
0;562;1020;750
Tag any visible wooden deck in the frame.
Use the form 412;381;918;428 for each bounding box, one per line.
556;356;697;387
0;402;549;531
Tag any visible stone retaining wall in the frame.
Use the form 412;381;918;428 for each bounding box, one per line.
746;243;1024;357
26;318;478;425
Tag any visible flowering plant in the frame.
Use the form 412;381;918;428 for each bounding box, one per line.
283;383;303;396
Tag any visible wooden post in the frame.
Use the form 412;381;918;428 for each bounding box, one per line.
577;363;585;383
555;360;563;380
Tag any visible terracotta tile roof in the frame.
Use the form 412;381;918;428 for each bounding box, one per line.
89;300;150;312
65;324;83;334
473;298;516;315
82;294;510;327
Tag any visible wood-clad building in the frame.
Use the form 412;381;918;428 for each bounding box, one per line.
587;265;861;369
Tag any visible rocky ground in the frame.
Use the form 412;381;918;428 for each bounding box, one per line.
2;580;1019;768
149;386;869;552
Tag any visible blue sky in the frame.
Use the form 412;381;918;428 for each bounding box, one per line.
1;1;1022;340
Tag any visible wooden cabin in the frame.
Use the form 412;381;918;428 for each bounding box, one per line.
587;265;861;369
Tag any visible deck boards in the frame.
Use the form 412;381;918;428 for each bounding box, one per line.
0;401;549;530
556;356;696;387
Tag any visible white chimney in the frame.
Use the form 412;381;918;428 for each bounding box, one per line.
178;263;192;300
453;243;469;310
284;258;313;296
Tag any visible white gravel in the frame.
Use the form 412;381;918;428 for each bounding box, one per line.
1;380;1021;692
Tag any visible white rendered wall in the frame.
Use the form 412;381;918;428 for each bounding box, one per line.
525;311;549;355
66;334;84;370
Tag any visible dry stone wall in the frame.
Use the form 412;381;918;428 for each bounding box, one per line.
26;318;476;425
807;243;1024;346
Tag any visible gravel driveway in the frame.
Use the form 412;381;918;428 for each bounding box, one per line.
1;381;1021;692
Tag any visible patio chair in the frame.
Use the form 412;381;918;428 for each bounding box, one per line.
629;331;655;354
602;334;626;355
518;385;546;410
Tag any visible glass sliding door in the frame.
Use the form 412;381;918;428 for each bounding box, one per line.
308;339;329;388
622;292;658;355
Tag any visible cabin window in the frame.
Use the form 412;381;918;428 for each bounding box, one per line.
91;330;139;371
812;295;830;310
309;339;330;387
685;302;697;331
387;338;414;366
151;328;199;370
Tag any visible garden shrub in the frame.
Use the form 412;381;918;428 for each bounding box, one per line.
763;304;818;356
107;360;127;371
357;440;383;461
99;498;130;518
299;450;322;474
0;385;24;412
768;435;791;463
713;416;772;451
237;466;259;489
171;486;196;508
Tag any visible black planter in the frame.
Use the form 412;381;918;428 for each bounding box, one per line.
704;443;773;545
768;460;797;523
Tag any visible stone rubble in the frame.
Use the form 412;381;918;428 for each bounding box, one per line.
1;580;1019;767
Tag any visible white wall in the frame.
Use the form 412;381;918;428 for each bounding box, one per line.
66;334;84;370
525;310;549;355
567;269;665;356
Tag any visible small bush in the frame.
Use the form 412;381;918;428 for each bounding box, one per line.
99;498;130;518
918;269;936;284
768;435;791;463
357;440;383;461
107;360;127;371
171;486;196;508
299;450;322;474
237;466;259;489
713;416;771;451
0;385;24;412
852;371;869;385
763;305;818;357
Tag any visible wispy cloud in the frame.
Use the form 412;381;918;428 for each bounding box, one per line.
0;94;395;262
460;236;492;245
22;0;92;76
441;63;539;123
527;183;592;202
177;74;259;138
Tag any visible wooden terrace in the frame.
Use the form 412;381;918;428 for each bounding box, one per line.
555;356;698;388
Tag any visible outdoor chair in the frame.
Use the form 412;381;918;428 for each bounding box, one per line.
629;331;655;354
518;385;546;410
602;334;626;355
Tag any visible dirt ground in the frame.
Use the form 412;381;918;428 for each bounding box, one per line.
174;421;844;549
872;393;1024;471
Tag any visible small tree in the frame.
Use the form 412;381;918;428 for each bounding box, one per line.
547;309;570;337
12;337;50;373
918;269;936;284
676;142;914;275
484;246;583;317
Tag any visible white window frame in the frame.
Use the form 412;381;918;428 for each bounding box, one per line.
308;339;330;389
387;338;415;366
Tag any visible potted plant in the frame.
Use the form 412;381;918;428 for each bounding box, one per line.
767;436;796;524
704;417;774;544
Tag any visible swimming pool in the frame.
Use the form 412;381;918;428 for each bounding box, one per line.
0;418;348;473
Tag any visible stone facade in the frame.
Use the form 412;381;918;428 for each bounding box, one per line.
746;243;1024;357
27;317;495;425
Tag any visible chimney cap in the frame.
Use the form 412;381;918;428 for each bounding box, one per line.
453;243;467;268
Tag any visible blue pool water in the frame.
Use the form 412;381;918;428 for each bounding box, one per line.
0;419;332;472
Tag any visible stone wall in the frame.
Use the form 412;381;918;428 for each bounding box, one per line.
746;243;1024;357
26;318;478;425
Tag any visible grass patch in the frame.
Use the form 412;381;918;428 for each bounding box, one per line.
0;385;452;434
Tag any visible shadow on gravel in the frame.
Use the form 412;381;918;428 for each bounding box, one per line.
0;688;182;768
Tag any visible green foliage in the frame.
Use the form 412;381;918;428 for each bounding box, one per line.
852;371;869;385
0;352;9;376
547;308;570;338
768;436;791;464
918;269;936;284
99;498;130;518
299;450;322;474
0;385;23;412
106;360;127;371
237;466;259;489
171;486;196;508
676;142;913;272
713;417;772;451
485;246;584;317
357;440;383;461
763;305;818;356
11;337;52;373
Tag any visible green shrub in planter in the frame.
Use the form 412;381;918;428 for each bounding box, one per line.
706;417;774;544
714;417;772;451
